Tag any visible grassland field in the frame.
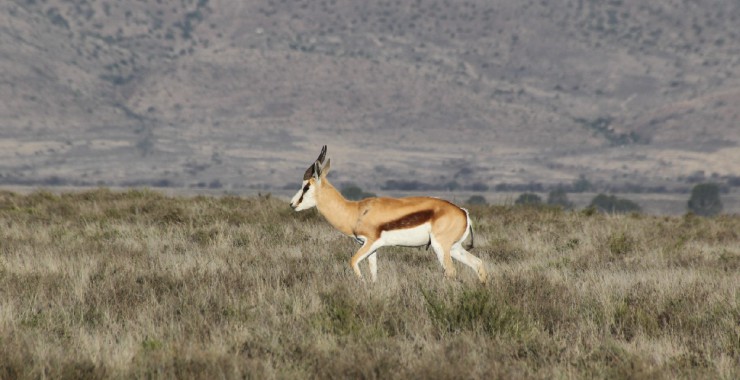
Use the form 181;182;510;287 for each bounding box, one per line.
0;188;739;379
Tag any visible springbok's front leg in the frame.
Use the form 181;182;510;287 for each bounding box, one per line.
350;239;380;281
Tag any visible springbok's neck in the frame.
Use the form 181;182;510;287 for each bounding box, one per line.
315;179;358;236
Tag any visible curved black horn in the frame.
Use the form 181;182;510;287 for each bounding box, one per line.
316;145;327;164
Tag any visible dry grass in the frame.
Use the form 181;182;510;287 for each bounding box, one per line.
0;189;739;379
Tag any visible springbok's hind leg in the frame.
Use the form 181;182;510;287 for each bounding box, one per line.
430;235;457;279
451;244;488;284
368;252;378;282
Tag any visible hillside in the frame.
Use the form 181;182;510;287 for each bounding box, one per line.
1;0;739;192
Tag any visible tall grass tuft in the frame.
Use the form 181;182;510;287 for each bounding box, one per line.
422;286;532;338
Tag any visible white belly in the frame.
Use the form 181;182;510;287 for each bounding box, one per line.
380;223;431;247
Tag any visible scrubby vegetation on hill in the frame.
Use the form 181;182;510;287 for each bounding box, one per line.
0;189;739;378
2;0;740;190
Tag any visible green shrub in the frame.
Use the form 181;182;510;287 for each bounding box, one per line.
547;189;574;209
514;193;542;206
464;195;487;205
572;174;593;192
340;184;376;200
589;194;641;214
687;183;723;216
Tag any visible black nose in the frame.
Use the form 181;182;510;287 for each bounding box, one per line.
290;203;297;209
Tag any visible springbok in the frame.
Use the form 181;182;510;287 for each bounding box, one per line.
290;146;488;283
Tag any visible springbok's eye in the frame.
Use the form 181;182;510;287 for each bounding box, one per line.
303;184;310;192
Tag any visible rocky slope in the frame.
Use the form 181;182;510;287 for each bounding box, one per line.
1;0;738;192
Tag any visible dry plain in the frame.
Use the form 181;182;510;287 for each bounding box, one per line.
0;188;738;379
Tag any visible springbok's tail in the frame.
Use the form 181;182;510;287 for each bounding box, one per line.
461;208;475;250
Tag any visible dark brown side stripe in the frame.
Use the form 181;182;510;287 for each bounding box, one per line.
378;210;434;233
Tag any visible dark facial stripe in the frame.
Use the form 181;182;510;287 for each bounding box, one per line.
378;210;434;233
296;183;311;204
296;185;308;204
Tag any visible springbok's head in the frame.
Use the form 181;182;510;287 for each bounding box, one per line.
290;145;331;211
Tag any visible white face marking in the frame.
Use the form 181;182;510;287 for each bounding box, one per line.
380;223;432;247
290;180;317;211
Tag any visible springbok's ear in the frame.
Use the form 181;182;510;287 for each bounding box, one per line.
303;146;327;180
303;165;315;181
320;159;331;178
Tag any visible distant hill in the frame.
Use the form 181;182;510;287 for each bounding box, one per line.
1;0;738;193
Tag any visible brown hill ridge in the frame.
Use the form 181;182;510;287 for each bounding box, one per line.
1;0;738;192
